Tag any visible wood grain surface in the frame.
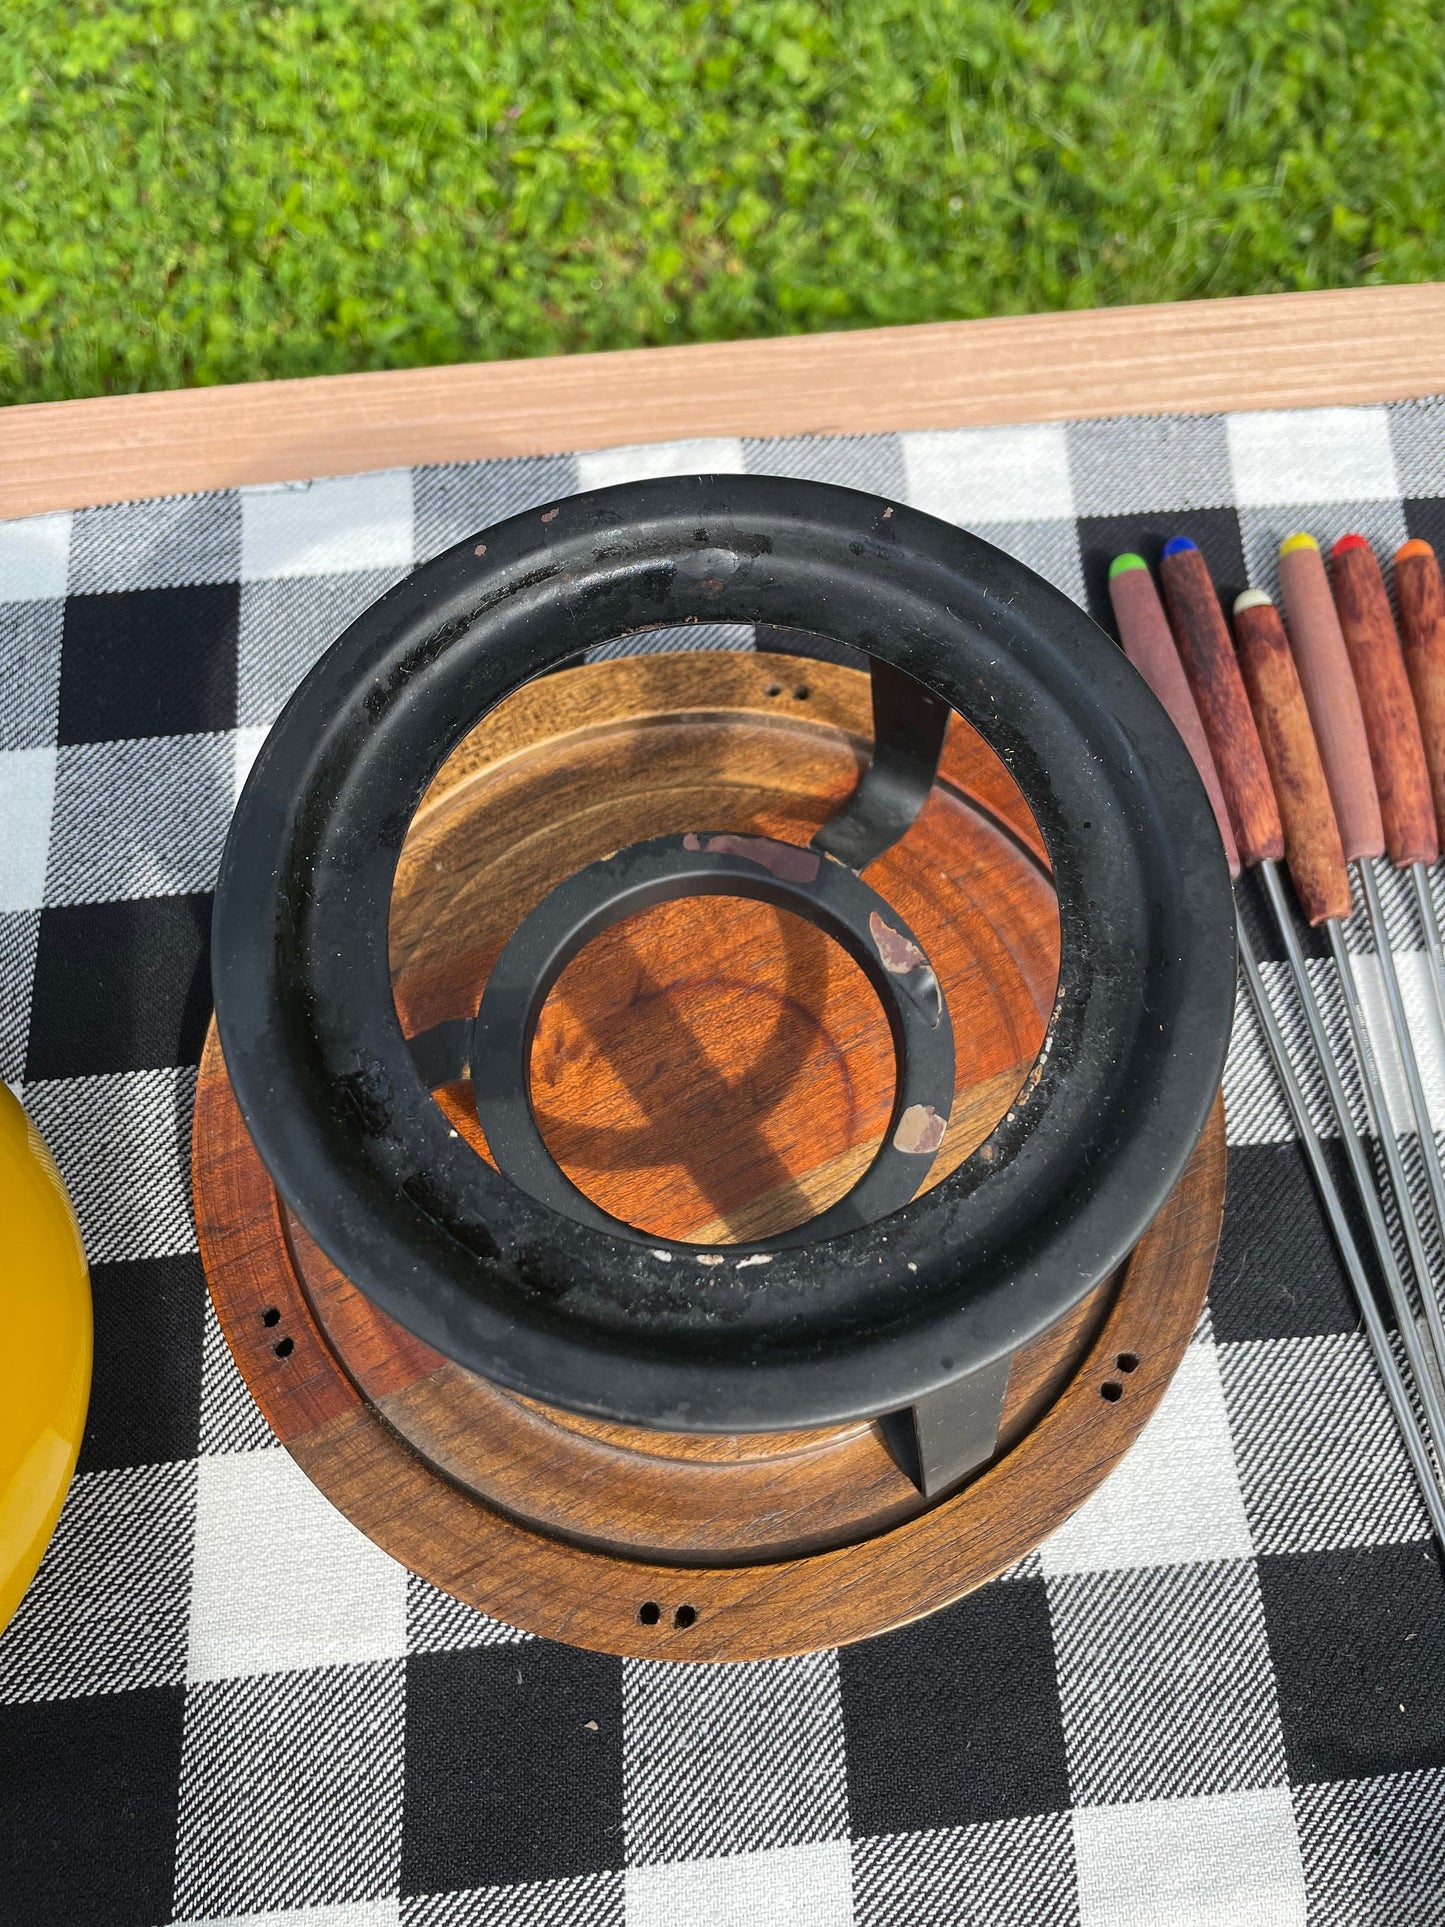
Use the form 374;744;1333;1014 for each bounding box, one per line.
1331;540;1439;867
192;647;1226;1658
1232;599;1352;925
1108;561;1239;876
3;284;1443;519
1276;539;1385;862
195;1032;1224;1660
1160;545;1284;867
1394;541;1445;846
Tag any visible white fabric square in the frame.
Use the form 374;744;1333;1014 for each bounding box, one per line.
1341;946;1445;1137
0;744;55;910
623;1840;852;1927
46;731;233;904
1039;1343;1252;1573
241;470;414;581
577;438;746;490
188;1446;407;1681
1072;1787;1306;1927
624;1651;848;1862
0;510;71;601
1066;415;1233;517
177;1903;401;1927
1226;407;1397;507
902;424;1074;525
21;1066;197;1262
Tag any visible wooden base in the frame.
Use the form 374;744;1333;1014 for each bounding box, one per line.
194;652;1227;1659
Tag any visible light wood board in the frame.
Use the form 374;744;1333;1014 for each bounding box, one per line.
3;284;1442;519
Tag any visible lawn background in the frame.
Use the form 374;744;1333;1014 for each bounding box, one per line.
3;0;1443;407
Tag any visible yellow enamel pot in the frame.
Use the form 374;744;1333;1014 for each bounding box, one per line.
0;1082;90;1635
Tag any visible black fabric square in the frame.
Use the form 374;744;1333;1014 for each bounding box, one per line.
1403;496;1445;561
0;1684;183;1925
77;1254;205;1474
1260;1541;1445;1784
1075;507;1247;634
839;1577;1069;1833
1210;1141;1364;1343
58;584;238;743
26;894;213;1078
401;1641;624;1892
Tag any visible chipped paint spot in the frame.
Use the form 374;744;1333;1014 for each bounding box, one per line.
883;506;894;519
686;833;820;883
734;1253;773;1269
894;1103;947;1156
869;911;926;975
541;507;560;523
651;1249;674;1262
907;1261;918;1273
474;542;487;556
696;1252;725;1266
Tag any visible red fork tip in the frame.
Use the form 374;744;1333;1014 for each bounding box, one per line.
1330;533;1372;557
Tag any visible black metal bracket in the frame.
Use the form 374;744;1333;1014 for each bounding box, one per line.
466;831;954;1250
877;1354;1013;1498
812;659;952;871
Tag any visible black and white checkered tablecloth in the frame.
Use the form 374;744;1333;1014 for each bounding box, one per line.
3;403;1445;1926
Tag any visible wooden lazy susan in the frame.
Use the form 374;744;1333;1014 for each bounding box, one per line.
195;646;1226;1662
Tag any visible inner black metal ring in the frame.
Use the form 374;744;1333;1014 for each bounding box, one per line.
469;833;956;1248
212;472;1236;1432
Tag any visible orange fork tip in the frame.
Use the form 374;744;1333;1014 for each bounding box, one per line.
1397;537;1438;562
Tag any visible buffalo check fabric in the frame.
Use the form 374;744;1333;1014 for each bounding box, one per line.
5;399;1445;1926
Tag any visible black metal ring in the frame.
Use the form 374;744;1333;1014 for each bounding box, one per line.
469;832;956;1247
212;473;1235;1431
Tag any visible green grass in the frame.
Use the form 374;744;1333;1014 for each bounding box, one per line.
3;0;1443;405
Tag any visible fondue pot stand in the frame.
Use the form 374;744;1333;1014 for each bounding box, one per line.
196;475;1235;1661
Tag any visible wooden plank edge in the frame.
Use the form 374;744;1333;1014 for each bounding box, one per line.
2;285;1443;519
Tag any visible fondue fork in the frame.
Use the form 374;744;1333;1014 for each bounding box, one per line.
1110;550;1445;1530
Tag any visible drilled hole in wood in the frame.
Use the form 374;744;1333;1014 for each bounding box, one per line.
261;1306;280;1327
764;682;783;697
273;1336;295;1359
1116;1351;1139;1373
637;1601;662;1626
1101;1379;1123;1402
793;685;810;700
673;1604;698;1629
